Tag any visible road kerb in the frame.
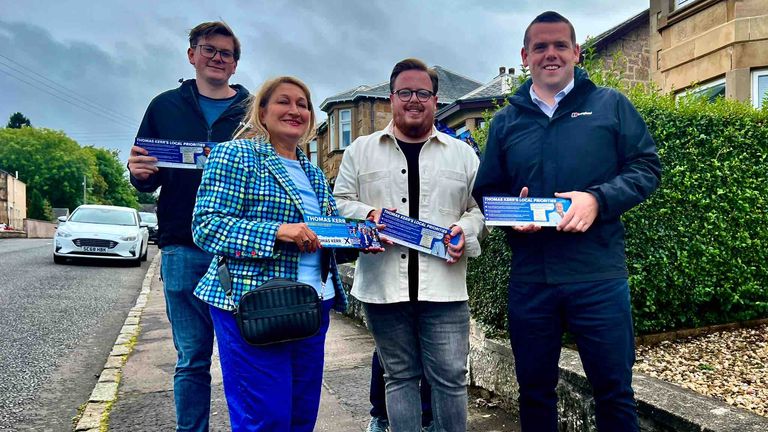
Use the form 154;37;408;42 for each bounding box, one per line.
73;253;160;432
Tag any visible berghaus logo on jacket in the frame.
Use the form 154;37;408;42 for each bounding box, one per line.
571;111;593;118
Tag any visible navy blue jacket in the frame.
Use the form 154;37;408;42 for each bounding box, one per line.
472;68;661;283
131;80;250;248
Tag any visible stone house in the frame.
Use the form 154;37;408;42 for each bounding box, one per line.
587;9;653;88
310;66;482;183
436;66;517;135
0;169;26;229
651;0;768;107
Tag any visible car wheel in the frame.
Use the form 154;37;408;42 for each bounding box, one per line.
140;243;148;262
53;254;66;264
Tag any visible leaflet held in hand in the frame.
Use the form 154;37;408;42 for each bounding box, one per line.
482;196;571;227
305;215;381;249
378;209;459;259
135;138;216;169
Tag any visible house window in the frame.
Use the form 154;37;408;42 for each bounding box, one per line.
455;125;469;136
339;109;352;149
308;139;318;165
329;113;335;152
752;69;768;109
674;0;697;10
678;78;725;103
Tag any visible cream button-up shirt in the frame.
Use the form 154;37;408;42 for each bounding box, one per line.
333;122;486;304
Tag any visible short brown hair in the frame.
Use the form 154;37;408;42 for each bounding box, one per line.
523;11;576;50
188;21;241;61
235;76;316;145
389;58;439;94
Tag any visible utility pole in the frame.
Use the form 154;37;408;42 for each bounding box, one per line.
83;175;87;205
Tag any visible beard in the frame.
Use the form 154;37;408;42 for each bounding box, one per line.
394;106;432;141
400;121;432;139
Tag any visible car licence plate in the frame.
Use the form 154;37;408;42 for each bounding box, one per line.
82;246;108;253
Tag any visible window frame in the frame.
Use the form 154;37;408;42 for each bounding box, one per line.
751;68;768;109
677;77;726;103
338;108;352;150
329;112;335;152
308;139;318;165
673;0;698;11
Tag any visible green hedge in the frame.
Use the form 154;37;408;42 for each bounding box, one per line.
468;91;768;335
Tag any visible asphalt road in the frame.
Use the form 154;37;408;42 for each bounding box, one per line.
0;238;158;432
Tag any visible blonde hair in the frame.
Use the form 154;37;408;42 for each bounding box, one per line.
234;76;316;145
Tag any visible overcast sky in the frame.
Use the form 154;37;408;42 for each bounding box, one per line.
0;0;647;160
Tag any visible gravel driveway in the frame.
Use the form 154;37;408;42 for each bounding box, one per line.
635;324;768;417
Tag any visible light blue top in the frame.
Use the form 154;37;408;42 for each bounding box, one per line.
529;79;575;118
198;94;236;127
280;156;335;300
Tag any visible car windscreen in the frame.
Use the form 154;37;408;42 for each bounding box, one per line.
139;213;157;224
70;208;137;226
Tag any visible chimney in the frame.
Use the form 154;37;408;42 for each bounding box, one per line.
509;67;515;75
498;66;506;76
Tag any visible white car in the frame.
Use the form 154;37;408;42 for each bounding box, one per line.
53;205;149;266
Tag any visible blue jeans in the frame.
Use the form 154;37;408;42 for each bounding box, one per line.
370;350;433;426
161;244;215;432
210;299;334;431
508;278;637;432
364;301;469;432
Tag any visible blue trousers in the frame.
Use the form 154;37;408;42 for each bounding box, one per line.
508;278;638;432
370;349;433;426
161;245;215;432
210;299;333;432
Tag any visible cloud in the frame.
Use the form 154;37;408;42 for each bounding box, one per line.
0;0;648;160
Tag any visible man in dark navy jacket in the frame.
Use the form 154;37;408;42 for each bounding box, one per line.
127;21;248;432
472;11;661;432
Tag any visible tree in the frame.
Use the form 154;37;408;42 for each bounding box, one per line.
6;112;31;129
0;128;90;218
136;191;158;204
82;146;139;208
0;127;140;219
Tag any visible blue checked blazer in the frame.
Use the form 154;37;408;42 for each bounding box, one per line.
192;137;348;312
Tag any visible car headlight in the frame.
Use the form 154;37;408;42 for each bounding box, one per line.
120;235;138;241
56;230;72;238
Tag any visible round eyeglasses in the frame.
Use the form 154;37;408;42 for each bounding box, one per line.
393;89;434;102
193;44;236;64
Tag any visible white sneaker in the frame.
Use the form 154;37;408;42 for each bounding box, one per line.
366;416;390;432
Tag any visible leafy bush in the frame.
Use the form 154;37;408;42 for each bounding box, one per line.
468;60;768;334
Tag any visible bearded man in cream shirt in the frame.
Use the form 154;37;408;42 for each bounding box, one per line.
333;58;485;432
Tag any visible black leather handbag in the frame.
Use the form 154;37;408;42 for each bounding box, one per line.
217;257;321;346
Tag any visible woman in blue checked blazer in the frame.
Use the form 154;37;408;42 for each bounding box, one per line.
192;76;348;432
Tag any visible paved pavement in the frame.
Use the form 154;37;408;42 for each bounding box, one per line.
101;256;519;431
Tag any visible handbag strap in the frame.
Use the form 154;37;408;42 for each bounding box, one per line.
216;256;237;310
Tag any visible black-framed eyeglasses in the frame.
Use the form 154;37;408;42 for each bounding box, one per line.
393;88;434;102
193;44;236;64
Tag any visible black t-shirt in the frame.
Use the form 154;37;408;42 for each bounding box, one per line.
397;139;425;302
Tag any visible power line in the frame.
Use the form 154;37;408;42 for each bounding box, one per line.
0;62;140;129
0;53;140;127
0;65;139;130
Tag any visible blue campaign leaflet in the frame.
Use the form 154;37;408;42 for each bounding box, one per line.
135;138;217;169
305;215;381;249
378;209;459;260
482;196;571;227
